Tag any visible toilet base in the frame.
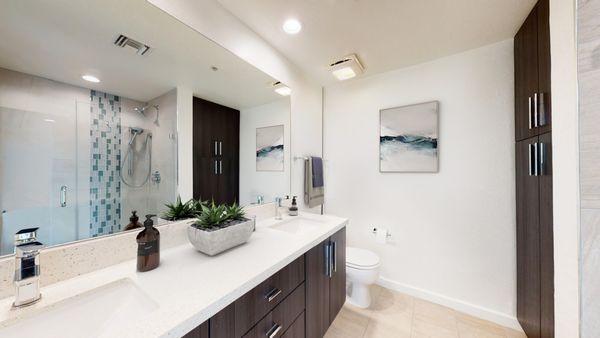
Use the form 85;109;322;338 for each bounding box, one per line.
346;282;372;308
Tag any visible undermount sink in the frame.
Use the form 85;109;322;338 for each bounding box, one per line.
0;278;158;338
268;217;323;234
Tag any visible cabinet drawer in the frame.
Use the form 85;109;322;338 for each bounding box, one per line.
242;283;305;338
235;256;305;336
281;312;305;338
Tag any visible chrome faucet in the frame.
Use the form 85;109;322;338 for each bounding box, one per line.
13;228;43;307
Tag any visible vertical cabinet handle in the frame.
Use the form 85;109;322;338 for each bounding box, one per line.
332;240;337;273
539;143;545;176
528;144;533;176
533;143;539;176
528;96;532;129
539;92;546;126
214;160;218;175
219;141;222;155
219;160;222;174
214;141;218;156
60;186;67;207
533;93;539;128
324;242;331;278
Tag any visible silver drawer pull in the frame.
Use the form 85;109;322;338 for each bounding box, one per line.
528;96;532;129
266;323;282;338
265;288;282;302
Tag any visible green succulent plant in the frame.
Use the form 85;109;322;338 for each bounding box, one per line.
195;201;228;229
162;196;198;221
225;202;246;221
188;198;208;217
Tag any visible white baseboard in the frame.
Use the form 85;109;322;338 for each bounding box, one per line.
376;276;524;332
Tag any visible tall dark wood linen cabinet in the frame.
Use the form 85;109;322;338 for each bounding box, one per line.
193;97;240;205
514;0;554;337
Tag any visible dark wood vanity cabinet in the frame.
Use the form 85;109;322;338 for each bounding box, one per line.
306;228;346;338
184;227;346;338
193;97;240;204
514;0;551;142
514;1;553;337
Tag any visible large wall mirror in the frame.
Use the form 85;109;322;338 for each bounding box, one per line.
0;0;291;255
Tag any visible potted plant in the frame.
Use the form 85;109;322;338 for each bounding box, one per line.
161;196;205;221
187;202;254;256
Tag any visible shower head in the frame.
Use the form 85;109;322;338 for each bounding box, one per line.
133;106;148;115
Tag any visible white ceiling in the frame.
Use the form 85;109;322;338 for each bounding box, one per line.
0;0;282;108
218;0;537;84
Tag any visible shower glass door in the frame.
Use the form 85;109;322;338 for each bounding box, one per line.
0;105;78;255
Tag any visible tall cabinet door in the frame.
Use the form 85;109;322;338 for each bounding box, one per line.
539;132;554;338
516;137;541;338
514;7;539;141
329;228;346;324
537;0;551;134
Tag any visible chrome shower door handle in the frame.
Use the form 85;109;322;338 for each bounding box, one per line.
60;186;67;207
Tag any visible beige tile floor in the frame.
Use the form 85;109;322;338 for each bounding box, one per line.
325;286;527;338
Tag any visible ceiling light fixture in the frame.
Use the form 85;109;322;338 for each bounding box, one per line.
82;74;100;83
329;54;364;81
282;19;302;34
273;81;291;96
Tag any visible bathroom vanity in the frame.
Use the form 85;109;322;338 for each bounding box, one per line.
0;213;347;338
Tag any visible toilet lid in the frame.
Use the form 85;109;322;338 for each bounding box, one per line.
346;247;380;268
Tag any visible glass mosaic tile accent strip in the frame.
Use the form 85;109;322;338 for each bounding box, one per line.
89;90;122;237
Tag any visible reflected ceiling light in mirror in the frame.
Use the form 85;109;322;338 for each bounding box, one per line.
282;19;302;34
43;119;55;123
329;54;364;81
273;81;291;96
82;74;100;83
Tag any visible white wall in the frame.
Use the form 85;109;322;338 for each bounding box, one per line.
239;99;290;206
148;0;323;211
550;0;580;337
323;40;518;328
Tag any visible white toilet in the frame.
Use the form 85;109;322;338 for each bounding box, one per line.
346;247;380;308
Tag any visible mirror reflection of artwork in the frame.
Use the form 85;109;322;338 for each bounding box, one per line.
379;101;439;172
256;125;284;171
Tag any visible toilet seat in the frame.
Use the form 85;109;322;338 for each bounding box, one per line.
346;247;380;270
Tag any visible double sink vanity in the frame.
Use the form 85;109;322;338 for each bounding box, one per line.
0;212;347;338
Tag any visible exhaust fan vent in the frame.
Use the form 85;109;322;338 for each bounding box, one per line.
114;34;151;55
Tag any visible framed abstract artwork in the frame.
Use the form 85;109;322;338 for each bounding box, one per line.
379;101;439;172
256;124;284;171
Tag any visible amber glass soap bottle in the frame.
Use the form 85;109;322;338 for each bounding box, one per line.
136;214;160;272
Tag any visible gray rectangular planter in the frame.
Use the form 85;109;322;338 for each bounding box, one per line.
187;218;255;256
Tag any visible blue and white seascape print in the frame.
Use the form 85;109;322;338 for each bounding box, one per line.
256;125;284;171
380;101;439;172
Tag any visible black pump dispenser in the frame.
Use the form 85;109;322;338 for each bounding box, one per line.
289;196;298;216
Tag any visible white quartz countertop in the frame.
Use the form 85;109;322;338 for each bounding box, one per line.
0;212;347;338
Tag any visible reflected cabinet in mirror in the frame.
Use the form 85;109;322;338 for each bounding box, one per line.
0;0;291;255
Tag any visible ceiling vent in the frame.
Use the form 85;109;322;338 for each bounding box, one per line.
329;54;364;81
114;34;151;55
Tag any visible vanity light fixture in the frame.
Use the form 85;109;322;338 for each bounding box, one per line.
273;81;291;96
82;74;100;83
329;54;364;81
282;19;302;34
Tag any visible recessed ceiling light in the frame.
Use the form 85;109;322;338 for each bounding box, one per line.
82;74;100;83
43;118;55;123
273;81;291;96
282;19;302;34
329;54;364;81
